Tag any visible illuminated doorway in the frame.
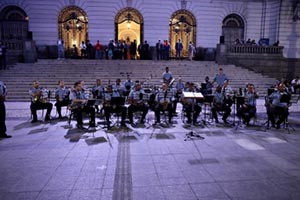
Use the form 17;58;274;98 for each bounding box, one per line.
58;6;88;50
169;10;196;57
115;7;143;47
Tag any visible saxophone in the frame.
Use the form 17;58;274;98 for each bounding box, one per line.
161;90;169;110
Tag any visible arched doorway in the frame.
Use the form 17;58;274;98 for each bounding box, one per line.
169;10;196;58
222;14;244;46
58;6;88;50
0;5;29;41
115;7;143;48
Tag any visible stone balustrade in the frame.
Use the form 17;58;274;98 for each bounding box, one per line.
228;45;284;55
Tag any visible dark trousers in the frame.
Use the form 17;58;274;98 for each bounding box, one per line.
155;103;173;123
0;55;6;70
73;106;95;125
104;105;127;126
211;103;231;122
0;101;6;134
267;105;289;126
30;101;53;120
55;100;70;117
237;105;256;124
128;104;149;123
183;104;202;123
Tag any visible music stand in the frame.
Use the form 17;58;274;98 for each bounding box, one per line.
86;99;96;107
202;95;213;125
182;92;205;141
110;97;126;127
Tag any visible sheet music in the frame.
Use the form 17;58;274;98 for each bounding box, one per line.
183;92;204;98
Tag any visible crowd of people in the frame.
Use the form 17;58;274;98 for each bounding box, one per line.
62;38;195;61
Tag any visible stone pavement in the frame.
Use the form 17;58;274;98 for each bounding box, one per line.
1;99;300;200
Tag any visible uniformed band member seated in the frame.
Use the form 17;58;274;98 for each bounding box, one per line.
154;83;173;124
181;82;202;125
173;77;184;114
237;84;259;125
55;80;70;119
127;83;149;124
92;79;104;113
267;83;290;129
103;85;127;129
211;86;231;124
29;80;53;123
70;81;96;129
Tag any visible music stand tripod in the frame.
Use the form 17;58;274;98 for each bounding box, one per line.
183;93;205;141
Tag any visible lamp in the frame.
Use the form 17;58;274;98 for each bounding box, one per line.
125;12;132;29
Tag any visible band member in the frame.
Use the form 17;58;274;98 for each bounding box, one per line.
113;78;126;96
154;83;173;124
237;84;259;125
173;77;184;114
70;81;96;129
267;83;290;129
212;68;228;87
181;82;202;125
211;86;231;124
127;83;149;124
92;79;105;112
124;75;134;96
103;85;127;129
162;67;173;85
55;80;70;119
201;76;213;95
222;80;234;107
29;80;53;123
0;81;11;138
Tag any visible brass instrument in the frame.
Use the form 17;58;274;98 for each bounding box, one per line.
33;89;49;103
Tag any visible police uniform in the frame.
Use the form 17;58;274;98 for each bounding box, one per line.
154;88;173;123
162;71;173;84
267;90;289;128
29;87;53;122
113;83;126;96
92;84;104;112
70;90;95;128
128;88;149;124
0;81;11;138
213;73;228;87
237;91;258;125
211;90;231;123
173;81;184;114
124;80;134;96
103;89;127;128
55;87;70;118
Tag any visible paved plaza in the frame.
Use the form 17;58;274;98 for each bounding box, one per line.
1;99;300;200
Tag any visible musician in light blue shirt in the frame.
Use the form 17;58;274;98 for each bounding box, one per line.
92;79;104;113
237;84;259;125
213;68;228;87
55;80;70;118
162;67;173;84
211;86;231;124
29;80;53;123
267;83;290;129
103;85;127;129
70;81;95;129
154;83;173;124
127;83;149;124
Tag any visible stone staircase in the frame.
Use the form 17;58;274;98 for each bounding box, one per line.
0;59;277;102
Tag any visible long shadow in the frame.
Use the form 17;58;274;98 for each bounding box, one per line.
28;127;49;135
